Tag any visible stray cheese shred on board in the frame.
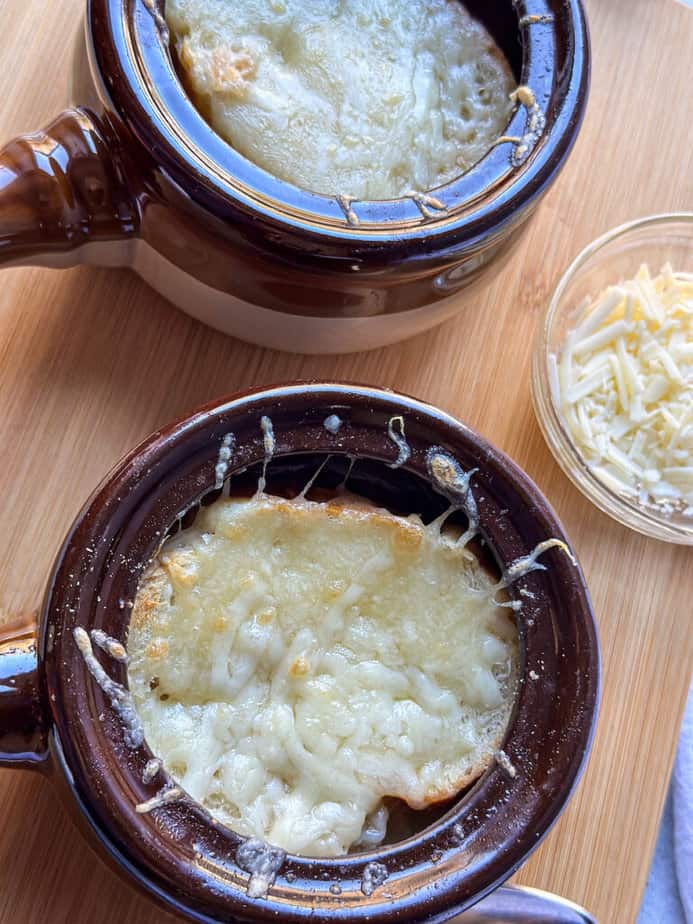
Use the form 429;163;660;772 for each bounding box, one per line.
550;264;693;516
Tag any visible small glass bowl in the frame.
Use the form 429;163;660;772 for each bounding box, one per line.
532;213;693;544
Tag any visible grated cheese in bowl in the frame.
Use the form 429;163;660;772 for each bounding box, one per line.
549;264;693;518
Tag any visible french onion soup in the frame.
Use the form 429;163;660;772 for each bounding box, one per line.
166;0;517;199
127;489;519;857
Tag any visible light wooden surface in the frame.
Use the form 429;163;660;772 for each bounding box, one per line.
0;0;692;921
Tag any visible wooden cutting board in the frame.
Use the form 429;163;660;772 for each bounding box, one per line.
0;0;691;921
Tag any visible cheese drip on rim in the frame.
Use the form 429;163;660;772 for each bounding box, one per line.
128;493;518;856
166;0;516;199
551;264;693;516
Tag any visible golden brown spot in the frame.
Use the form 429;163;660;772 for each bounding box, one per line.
162;550;199;588
109;640;128;660
210;47;256;97
145;638;170;661
514;85;537;108
131;568;171;627
289;655;310;677
140;595;160;616
369;513;399;532
392;521;423;550
323;581;347;601
430;454;457;489
257;607;276;626
214;615;228;633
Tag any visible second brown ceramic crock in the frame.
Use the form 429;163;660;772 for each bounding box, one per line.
0;383;599;923
0;1;589;352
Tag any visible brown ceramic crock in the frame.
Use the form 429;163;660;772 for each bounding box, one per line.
0;383;599;923
0;1;589;353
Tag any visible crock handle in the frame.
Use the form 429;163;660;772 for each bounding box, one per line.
0;107;139;268
0;616;48;769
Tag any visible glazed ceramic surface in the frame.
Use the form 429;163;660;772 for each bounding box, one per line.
0;384;599;923
0;1;590;352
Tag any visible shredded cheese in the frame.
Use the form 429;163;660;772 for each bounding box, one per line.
166;0;516;199
552;264;693;517
127;493;518;857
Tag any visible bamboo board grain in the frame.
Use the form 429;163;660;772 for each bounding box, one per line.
0;0;692;921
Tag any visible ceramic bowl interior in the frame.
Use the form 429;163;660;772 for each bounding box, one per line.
42;384;599;924
532;213;693;544
90;0;588;237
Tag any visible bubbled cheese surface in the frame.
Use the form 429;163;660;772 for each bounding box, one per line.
128;494;518;856
166;0;516;199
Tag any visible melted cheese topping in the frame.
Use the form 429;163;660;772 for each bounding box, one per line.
551;264;693;516
166;0;516;199
128;494;518;856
